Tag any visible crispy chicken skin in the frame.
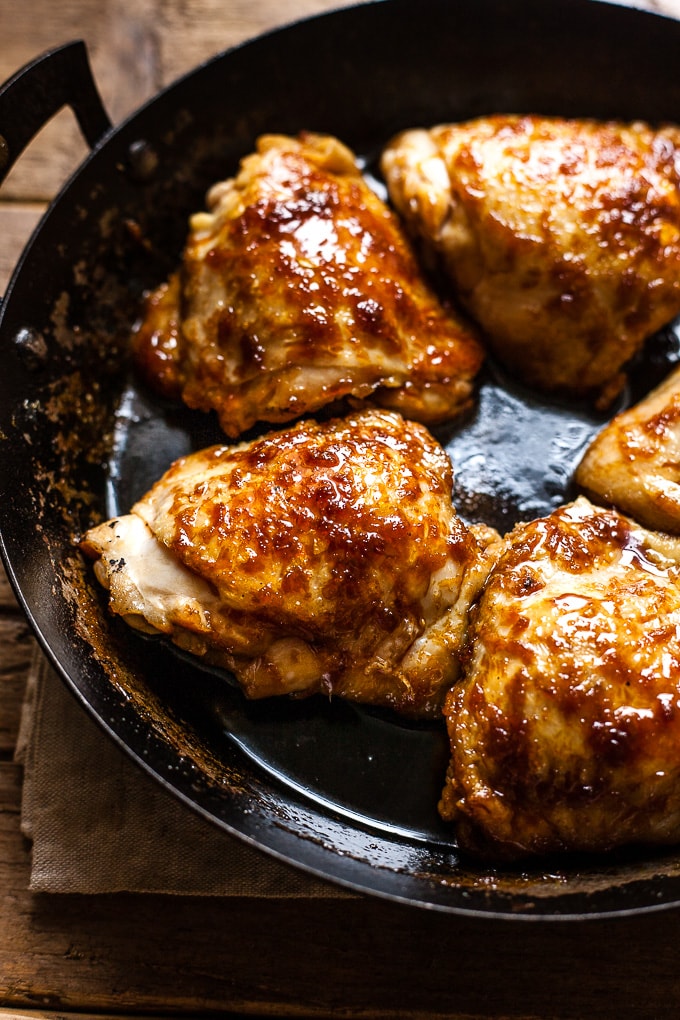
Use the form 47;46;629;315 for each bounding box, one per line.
381;115;680;405
576;365;680;533
134;132;484;438
440;496;680;858
81;409;499;719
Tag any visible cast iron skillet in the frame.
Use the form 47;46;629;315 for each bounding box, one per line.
3;0;680;920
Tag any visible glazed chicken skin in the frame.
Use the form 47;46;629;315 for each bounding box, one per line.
381;115;680;405
576;364;680;533
134;132;484;438
440;496;680;858
81;409;499;719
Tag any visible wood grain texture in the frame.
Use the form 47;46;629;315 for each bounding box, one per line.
0;566;20;612
0;0;370;204
2;0;680;1016
0;617;32;756
0;205;45;295
0;0;159;202
154;0;373;85
0;736;679;1020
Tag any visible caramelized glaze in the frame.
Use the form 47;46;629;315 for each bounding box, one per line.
577;363;680;533
440;497;680;857
382;115;680;405
82;409;499;718
134;133;483;437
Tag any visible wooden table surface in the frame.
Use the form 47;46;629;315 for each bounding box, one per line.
3;0;680;1016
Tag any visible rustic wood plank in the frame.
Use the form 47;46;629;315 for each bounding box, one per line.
0;567;19;613
2;2;680;1017
0;0;379;205
0;1013;180;1020
0;204;45;295
0;739;679;1020
2;0;680;206
154;0;374;85
0;743;680;1020
3;750;676;1020
0;0;160;202
0;617;32;756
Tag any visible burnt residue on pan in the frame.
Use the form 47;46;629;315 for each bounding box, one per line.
5;0;680;916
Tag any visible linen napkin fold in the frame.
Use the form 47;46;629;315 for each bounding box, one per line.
15;647;353;897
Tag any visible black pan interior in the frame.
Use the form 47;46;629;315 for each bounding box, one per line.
3;0;680;918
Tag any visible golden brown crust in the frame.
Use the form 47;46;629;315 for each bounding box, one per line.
382;115;680;405
576;364;680;533
440;497;680;857
134;132;483;437
83;409;497;718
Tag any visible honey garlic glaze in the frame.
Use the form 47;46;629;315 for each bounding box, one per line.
82;409;497;720
440;497;680;858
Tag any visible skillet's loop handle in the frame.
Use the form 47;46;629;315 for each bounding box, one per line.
0;40;112;187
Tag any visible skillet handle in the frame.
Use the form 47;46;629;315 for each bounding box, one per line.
0;40;112;186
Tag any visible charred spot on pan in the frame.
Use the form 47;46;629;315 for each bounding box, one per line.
126;139;160;184
12;327;48;372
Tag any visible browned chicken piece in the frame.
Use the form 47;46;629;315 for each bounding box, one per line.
440;496;680;858
81;409;499;719
381;115;680;406
134;132;484;438
576;364;680;533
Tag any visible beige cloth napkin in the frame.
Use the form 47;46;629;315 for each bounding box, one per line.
15;647;354;897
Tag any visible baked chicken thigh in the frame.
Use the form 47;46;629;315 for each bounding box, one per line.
576;364;680;533
134;132;484;438
381;115;680;405
81;409;498;719
440;496;680;857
